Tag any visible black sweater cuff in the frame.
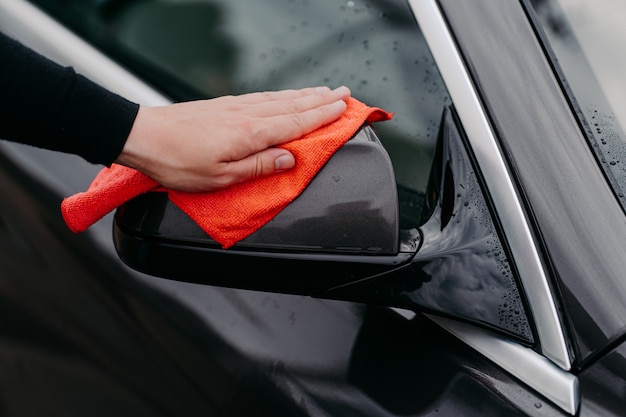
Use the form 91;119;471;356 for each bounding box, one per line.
62;75;140;165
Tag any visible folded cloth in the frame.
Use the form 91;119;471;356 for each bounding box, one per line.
61;97;393;248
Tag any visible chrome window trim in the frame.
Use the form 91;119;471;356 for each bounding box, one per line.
407;0;570;370
408;0;577;413
392;309;579;415
428;315;579;415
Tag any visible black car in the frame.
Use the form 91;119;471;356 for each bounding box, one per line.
0;0;625;415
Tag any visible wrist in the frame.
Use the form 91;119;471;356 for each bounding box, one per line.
116;106;157;171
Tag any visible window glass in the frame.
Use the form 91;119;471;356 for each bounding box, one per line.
33;0;451;227
532;0;626;207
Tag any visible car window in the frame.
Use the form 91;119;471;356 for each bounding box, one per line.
531;0;626;209
35;0;450;228
31;0;534;342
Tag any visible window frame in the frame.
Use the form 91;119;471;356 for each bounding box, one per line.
410;0;577;413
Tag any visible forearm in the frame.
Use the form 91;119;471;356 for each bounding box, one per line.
0;32;138;165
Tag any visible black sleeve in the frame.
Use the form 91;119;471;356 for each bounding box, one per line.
0;32;140;165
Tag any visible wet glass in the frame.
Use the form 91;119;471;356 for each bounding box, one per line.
532;0;626;206
31;0;451;228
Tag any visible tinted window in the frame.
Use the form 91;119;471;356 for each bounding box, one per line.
532;0;626;208
35;0;451;228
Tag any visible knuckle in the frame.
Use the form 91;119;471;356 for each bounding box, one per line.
261;91;279;102
289;112;307;133
238;118;260;140
284;98;301;114
210;166;234;189
213;173;233;189
253;154;265;178
248;122;266;141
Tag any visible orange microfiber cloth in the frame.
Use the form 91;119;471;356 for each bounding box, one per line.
61;97;393;248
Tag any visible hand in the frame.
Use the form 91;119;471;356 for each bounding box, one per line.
116;86;351;192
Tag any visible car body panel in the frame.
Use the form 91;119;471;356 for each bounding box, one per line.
0;143;562;416
579;339;626;416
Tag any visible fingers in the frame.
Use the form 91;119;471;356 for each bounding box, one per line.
250;86;351;117
256;98;348;147
232;86;334;105
226;86;351;153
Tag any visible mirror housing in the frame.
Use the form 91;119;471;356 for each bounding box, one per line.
113;125;418;296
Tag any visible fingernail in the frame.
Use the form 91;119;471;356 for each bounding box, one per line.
333;86;350;96
330;99;347;113
275;154;295;171
315;86;330;94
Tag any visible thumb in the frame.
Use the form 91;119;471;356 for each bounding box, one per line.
233;148;296;183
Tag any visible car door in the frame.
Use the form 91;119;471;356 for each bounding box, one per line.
5;0;625;416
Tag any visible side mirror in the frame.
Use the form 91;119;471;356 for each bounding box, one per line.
113;107;534;343
113;124;419;297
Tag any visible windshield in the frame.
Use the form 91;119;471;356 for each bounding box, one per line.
532;0;626;207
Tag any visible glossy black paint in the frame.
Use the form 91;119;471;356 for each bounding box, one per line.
579;339;626;416
438;0;626;367
0;144;558;416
